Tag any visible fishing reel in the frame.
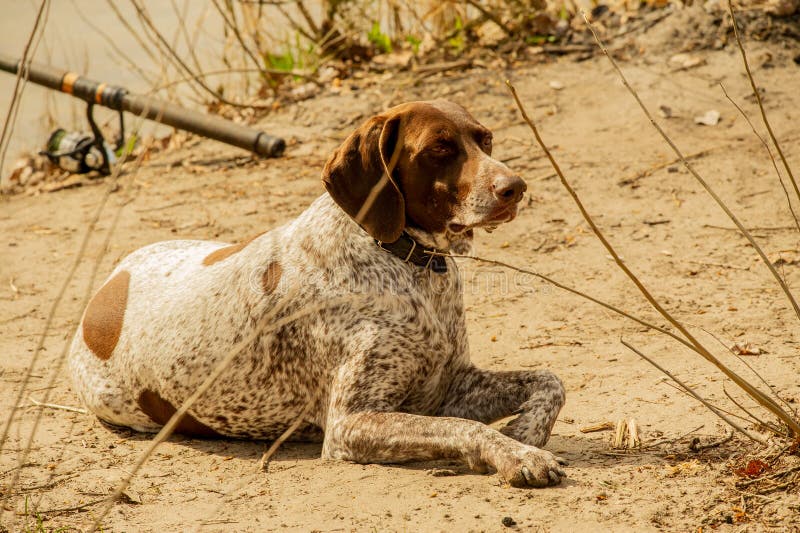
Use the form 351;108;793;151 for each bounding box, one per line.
42;102;124;176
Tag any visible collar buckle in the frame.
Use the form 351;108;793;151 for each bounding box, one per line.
375;233;448;274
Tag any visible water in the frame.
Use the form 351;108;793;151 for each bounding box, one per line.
0;0;225;179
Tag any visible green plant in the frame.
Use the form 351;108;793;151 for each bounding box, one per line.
525;34;556;45
447;17;465;53
405;35;421;55
367;21;392;53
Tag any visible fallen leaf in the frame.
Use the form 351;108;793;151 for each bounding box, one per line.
733;459;770;478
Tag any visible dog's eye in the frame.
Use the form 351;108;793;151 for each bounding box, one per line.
481;135;493;152
429;142;456;157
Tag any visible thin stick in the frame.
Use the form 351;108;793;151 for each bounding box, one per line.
129;0;269;109
71;0;155;87
691;430;734;452
259;400;313;471
723;384;785;435
27;397;87;415
154;67;318;92
661;379;770;429
434;252;694;352
582;12;800;324
642;424;704;449
211;0;271;83
728;0;800;210
89;292;358;531
0;0;49;180
197;401;313;530
31;497;106;516
621;340;765;444
719;83;800;232
464;0;513;36
2;107;156;510
0;175;112;455
697;324;796;416
568;21;800;434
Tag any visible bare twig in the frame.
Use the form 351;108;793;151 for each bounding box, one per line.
294;0;320;37
71;0;156;87
720;83;800;232
154;67;319;92
642;424;704;449
2;107;156;511
572;19;800;435
0;168;112;456
728;0;800;211
274;2;316;42
433;252;695;352
0;0;49;180
259;401;313;471
27;397;87;414
621;340;765;444
582;11;800;324
129;0;270;109
697;325;796;417
723;384;785;436
197;401;313;529
690;429;734;451
32;498;106;516
464;0;513;36
213;0;269;77
89;292;360;531
508;78;800;436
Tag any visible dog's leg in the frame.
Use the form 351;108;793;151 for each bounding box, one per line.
322;359;565;487
437;367;565;448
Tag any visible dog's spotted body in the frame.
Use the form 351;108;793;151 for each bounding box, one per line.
69;100;567;487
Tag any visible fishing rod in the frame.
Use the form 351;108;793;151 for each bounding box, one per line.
0;53;286;175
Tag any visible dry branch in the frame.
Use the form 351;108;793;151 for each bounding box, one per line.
621;340;765;443
719;83;800;233
1;107;158;513
129;0;269;109
0;0;49;179
506;76;800;437
728;0;800;212
259;400;313;471
89;292;361;531
581;12;800;324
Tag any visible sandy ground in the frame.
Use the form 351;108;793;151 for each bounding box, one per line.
2;14;800;532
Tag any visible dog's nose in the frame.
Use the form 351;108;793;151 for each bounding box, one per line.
492;175;527;204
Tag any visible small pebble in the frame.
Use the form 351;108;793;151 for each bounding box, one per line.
502;516;517;527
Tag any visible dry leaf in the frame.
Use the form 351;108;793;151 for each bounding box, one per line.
734;459;769;478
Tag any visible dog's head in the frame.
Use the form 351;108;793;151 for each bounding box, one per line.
322;100;526;250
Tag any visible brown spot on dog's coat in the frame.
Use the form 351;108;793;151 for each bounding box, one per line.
262;261;282;294
137;389;223;438
202;232;265;266
83;270;130;360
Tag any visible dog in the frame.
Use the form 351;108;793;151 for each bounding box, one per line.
68;100;567;487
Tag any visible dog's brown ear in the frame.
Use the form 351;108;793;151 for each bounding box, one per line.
322;114;405;243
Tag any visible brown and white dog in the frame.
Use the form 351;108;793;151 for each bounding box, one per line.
68;100;567;487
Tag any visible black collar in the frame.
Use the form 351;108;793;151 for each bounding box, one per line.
375;232;449;273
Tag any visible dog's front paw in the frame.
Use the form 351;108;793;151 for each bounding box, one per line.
495;446;567;488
